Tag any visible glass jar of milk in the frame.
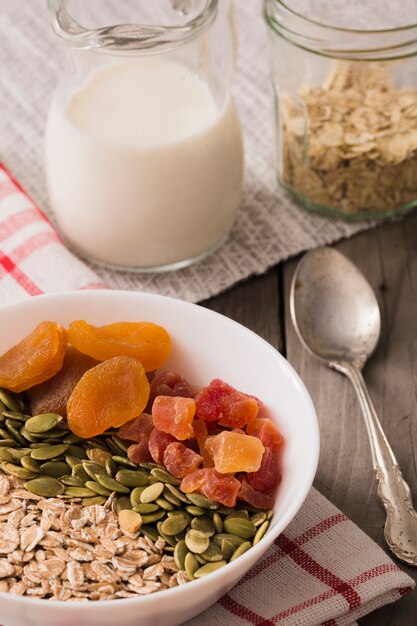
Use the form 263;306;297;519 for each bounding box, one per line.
45;0;243;271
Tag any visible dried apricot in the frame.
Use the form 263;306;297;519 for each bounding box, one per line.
205;431;264;473
26;347;98;415
247;447;281;492
68;320;171;372
152;396;195;440
239;478;276;510
118;413;154;443
148;428;176;464
246;418;284;451
195;379;260;427
0;321;67;393
163;442;202;478
67;356;150;438
128;437;153;464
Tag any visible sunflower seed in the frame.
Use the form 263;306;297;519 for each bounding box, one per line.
24;476;65;497
140;482;164;503
25;413;62;434
30;444;68;461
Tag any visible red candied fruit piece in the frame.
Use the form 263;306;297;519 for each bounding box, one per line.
180;468;241;507
195;379;261;428
239;478;276;510
152;396;195;440
127;437;153;464
163;442;203;479
198;438;215;468
118;413;153;443
148;428;176;464
247;447;281;492
192;419;208;440
150;370;195;401
246;418;284;451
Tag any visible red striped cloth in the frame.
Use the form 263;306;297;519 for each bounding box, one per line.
0;163;414;625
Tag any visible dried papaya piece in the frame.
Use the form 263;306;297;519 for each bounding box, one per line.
0;321;67;393
127;437;153;464
205;431;264;473
246;418;284;451
163;442;202;479
68;320;171;372
67;356;150;438
238;478;276;510
195;379;261;427
118;413;154;443
152;396;195;440
180;468;241;506
26;346;98;416
247;447;281;492
148;428;177;464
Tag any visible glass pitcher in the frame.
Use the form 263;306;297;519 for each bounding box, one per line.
45;0;243;272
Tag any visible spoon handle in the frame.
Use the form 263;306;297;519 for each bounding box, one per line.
333;361;417;566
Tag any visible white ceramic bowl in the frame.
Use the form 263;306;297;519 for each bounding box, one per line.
0;290;319;626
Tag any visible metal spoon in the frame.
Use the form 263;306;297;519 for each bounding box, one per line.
290;246;417;566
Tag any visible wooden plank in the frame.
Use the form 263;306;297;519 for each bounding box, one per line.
283;211;417;624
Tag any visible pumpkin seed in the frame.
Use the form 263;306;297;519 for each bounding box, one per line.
130;486;147;507
253;520;269;545
0;448;13;462
184;552;199;580
72;464;90;482
0;439;16;448
140;524;159;542
86;448;113;464
160;514;189;536
96;474;130;494
19;428;42;443
0;389;23;412
174;540;188;570
31;444;69;461
25;476;65;497
251;512;267;527
40;461;70;478
0;399;7;416
155;497;174;511
63;433;84;444
115;469;148;488
82;496;107;507
25;413;62;434
185;529;210;554
105;458;117;477
82;460;107;480
2;411;30;423
186;493;218;510
212;512;223;533
191;516;215;537
118;509;142;533
140;482;164;503
151;467;181;485
115;496;132;513
220;539;235;560
7;448;31;461
85;480;112;497
64;486;97;498
1;462;36;479
200;541;223;562
223;517;256;539
266;510;273;520
213;533;245;548
194;560;227;578
105;437;123;456
156;522;178;548
65;455;81;470
112;455;137;469
140;462;163;472
230;541;252;561
163;490;182;507
216;505;235;515
226;510;249;520
132;503;159;516
164;483;189;503
140;511;166;524
20;455;41;473
60;475;84;487
185;505;205;516
0;427;14;441
84;438;109;451
67;445;87;459
111;436;129;454
5;421;27;445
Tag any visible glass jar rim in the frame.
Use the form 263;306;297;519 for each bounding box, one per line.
264;0;417;60
48;0;218;53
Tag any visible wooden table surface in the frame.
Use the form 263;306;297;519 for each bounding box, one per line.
203;210;417;625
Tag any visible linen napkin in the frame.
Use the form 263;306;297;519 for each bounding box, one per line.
0;163;414;625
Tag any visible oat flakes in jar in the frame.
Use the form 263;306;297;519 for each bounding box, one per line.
264;0;417;220
46;1;243;271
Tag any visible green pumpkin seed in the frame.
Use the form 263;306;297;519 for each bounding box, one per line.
130;486;147;507
185;529;210;554
0;427;14;441
25;413;62;434
95;474;130;494
105;437;123;456
140;511;166;524
2;411;30;423
64;486;97;498
193;560;227;577
253;520;269;545
0;448;13;462
140;482;164;503
105;458;117;477
31;444;68;461
0;439;16;448
115;469;148;488
230;541;252;561
63;433;84;444
65;455;81;470
266;510;273;520
213;533;245;548
191;516;215;537
82;461;108;480
20;428;43;443
1;462;37;479
155;497;174;511
72;464;90;482
21;455;41;472
60;475;84;487
140;462;162;471
140;524;159;542
186;493;218;510
151;467;181;486
160;514;189;536
184;552;199;580
212;512;223;533
112;455;137;469
115;496;132;513
67;445;87;459
200;541;223;562
185;505;205;516
7;448;31;461
85;480;112;496
216;505;235;515
86;448;113;464
0;389;23;412
174;540;188;570
164;483;189;504
111;436;129;454
226;510;249;520
220;539;235;560
40;461;70;478
132;503;159;514
29;443;48;449
82;496;107;507
223;517;256;539
163;491;182;507
5;421;27;445
24;476;64;497
156;522;178;548
0;399;7;416
251;512;267;527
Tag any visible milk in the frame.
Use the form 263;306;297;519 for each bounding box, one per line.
45;59;244;269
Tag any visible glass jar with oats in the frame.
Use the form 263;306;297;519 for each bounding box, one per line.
264;0;417;220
